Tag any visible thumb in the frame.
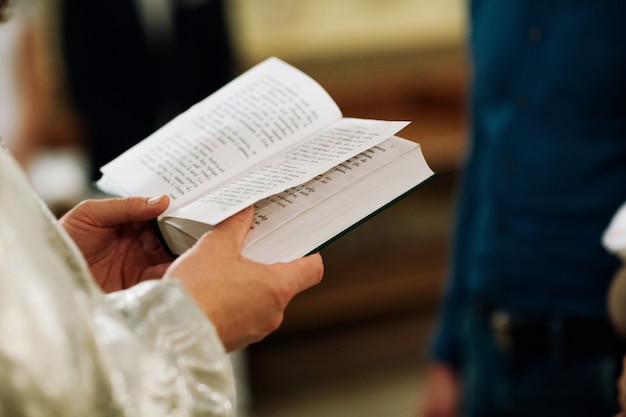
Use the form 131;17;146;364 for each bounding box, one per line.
210;206;255;249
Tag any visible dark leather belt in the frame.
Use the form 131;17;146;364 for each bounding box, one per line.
481;306;624;356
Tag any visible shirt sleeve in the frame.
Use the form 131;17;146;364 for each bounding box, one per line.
602;201;626;261
103;279;236;416
0;141;236;417
427;143;481;368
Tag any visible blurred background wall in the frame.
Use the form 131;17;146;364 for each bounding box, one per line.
228;0;463;63
228;0;467;167
225;1;469;416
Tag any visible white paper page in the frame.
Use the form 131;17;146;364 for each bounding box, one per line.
244;136;416;246
164;118;409;225
242;143;434;263
97;57;342;210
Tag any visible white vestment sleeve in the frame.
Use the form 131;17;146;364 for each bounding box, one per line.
0;141;235;416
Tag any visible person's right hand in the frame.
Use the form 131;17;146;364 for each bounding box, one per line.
60;196;172;293
164;206;324;352
419;363;460;417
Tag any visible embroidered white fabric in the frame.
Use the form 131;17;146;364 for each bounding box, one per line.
0;141;235;416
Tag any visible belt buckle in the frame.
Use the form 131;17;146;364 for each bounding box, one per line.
489;309;513;350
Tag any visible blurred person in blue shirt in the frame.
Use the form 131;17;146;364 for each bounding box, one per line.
421;1;626;416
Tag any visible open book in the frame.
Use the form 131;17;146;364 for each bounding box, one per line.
96;57;435;264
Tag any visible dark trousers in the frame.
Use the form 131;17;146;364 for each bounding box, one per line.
460;304;623;417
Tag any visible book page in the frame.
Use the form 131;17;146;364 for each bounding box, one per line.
160;136;426;261
97;57;342;210
163;118;409;225
242;141;433;264
244;136;418;246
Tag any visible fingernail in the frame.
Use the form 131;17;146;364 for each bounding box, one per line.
147;196;162;206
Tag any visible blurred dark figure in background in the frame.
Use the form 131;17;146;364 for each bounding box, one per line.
421;1;626;417
59;0;235;181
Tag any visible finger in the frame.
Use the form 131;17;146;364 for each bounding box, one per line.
212;206;255;248
88;196;170;226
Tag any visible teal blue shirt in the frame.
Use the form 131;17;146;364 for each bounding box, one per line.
432;0;626;366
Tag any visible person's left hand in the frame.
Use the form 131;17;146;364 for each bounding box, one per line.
616;354;626;417
59;195;173;292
